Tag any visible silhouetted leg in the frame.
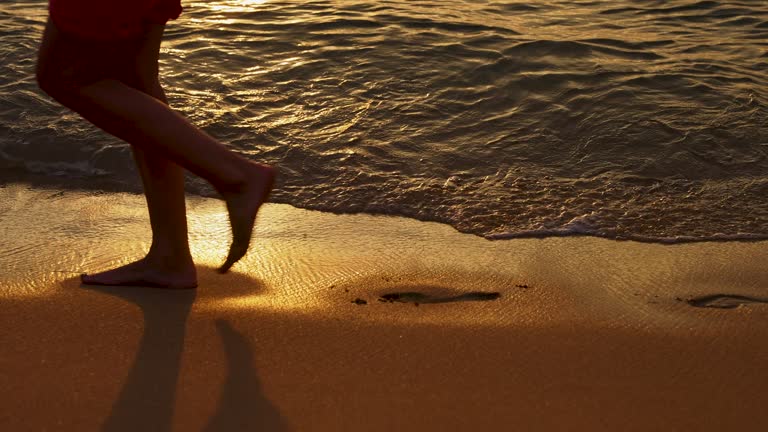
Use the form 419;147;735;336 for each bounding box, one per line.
82;23;196;288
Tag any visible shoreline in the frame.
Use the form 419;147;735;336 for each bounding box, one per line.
2;182;768;430
3;170;768;246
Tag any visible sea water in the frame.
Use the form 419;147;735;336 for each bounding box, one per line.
1;0;767;242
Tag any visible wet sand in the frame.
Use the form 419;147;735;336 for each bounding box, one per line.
1;182;767;431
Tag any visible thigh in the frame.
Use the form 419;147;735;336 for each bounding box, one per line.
48;0;156;41
37;18;146;91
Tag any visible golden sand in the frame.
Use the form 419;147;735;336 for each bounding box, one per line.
1;183;767;431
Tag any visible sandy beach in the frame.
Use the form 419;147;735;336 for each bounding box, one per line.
1;182;767;431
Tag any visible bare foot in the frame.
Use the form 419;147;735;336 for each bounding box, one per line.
218;162;276;273
81;256;198;289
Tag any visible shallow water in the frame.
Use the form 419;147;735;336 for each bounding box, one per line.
1;0;767;242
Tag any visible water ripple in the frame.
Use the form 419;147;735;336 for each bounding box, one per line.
1;0;767;242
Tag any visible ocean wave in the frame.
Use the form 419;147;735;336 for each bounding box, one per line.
1;0;767;243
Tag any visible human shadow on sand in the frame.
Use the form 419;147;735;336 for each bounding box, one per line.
203;319;287;431
77;266;287;432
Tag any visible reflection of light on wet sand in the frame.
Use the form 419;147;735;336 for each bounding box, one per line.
3;184;768;332
183;195;526;321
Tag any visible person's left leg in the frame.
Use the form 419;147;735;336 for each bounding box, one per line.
80;22;198;288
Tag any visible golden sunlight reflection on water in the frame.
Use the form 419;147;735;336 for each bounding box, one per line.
198;0;271;14
186;0;272;25
2;0;766;242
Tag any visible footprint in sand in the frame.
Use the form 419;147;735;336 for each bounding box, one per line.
377;291;501;305
685;294;768;309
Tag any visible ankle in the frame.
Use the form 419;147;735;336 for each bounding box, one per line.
146;247;194;269
215;161;275;195
214;159;255;194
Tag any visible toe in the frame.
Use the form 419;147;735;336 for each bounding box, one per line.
218;243;248;273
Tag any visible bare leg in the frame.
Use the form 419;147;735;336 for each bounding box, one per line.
37;20;274;279
81;88;200;288
78;24;196;288
78;147;197;288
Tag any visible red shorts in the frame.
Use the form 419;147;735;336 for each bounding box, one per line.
49;0;182;41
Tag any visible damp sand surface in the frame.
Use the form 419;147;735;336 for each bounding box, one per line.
1;183;768;431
